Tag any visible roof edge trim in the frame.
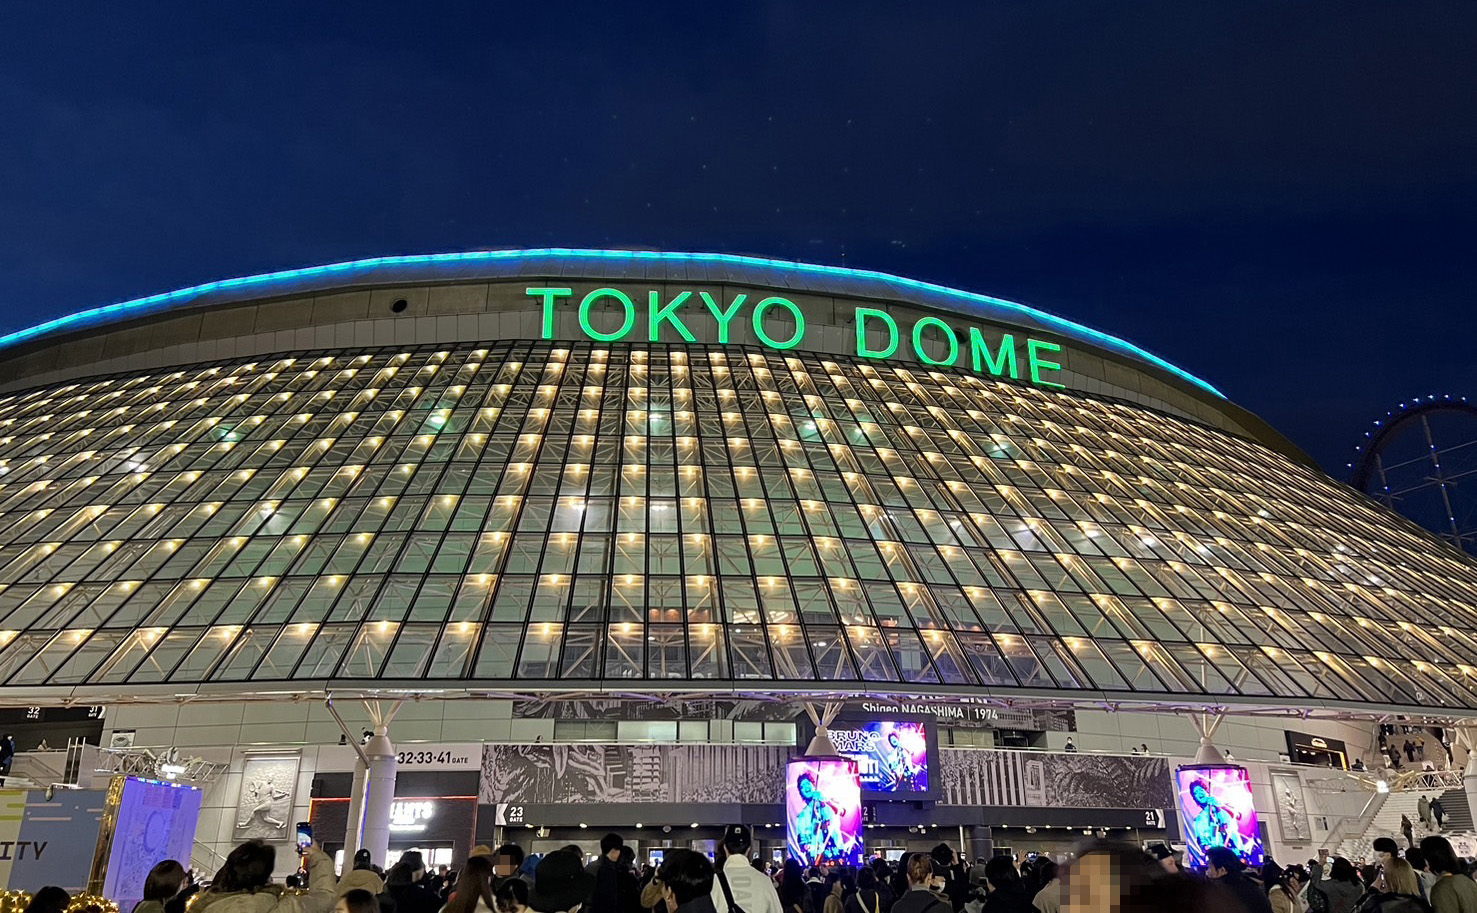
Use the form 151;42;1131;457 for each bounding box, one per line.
0;248;1225;399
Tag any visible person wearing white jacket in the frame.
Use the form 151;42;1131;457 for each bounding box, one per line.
711;826;782;913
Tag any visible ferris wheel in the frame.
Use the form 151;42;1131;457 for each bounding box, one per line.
1349;394;1477;554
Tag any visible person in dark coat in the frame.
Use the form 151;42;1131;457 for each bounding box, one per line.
976;859;1031;913
386;852;442;913
843;869;886;913
0;734;15;784
1206;848;1273;913
927;846;969;913
586;834;635;913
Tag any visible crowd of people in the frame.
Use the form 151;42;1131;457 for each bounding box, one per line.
1218;835;1477;913
17;826;1477;913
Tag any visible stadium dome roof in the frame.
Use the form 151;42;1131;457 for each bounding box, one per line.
0;248;1220;396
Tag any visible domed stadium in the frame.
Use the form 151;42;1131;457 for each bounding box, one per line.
0;248;1471;719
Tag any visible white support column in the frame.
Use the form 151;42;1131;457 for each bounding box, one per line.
1190;711;1227;765
361;729;398;869
343;756;368;864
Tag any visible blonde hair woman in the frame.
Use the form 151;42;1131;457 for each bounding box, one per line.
1379;858;1421;897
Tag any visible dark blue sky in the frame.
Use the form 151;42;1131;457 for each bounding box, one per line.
3;3;1474;473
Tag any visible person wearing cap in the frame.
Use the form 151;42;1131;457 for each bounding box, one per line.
530;850;597;913
1147;845;1179;875
339;850;386;897
927;845;968;913
658;850;717;913
711;825;781;913
1205;847;1272;913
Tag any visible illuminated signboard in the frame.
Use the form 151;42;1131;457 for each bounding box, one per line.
786;757;864;867
389;800;436;832
527;288;1065;390
1174;765;1265;868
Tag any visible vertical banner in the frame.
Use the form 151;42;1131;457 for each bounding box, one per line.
1174;766;1265;868
101;779;203;910
785;758;863;866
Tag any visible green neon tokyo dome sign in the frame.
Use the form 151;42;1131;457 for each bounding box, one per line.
528;286;1066;390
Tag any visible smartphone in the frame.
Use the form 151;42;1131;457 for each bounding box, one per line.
295;822;312;855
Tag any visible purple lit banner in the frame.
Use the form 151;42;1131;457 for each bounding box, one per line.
1174;766;1264;868
786;758;864;866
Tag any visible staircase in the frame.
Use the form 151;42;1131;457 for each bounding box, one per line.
1435;787;1474;833
1335;772;1474;860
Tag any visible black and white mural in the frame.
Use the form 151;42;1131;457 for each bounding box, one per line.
480;743;789;804
481;744;1169;810
942;750;1171;809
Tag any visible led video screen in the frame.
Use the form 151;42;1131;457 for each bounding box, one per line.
102;778;204;911
827;720;934;798
1174;765;1264;868
786;757;864;866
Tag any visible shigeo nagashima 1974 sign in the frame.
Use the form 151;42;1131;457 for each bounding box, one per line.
526;287;1066;390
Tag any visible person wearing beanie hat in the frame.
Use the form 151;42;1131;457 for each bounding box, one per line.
711;825;781;913
529;851;597;913
1147;844;1180;874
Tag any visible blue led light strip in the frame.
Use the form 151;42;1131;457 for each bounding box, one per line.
0;248;1224;398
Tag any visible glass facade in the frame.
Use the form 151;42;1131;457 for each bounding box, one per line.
0;340;1474;711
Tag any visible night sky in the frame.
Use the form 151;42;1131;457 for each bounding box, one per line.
4;3;1475;474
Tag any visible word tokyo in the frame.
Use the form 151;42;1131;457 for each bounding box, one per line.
527;287;1066;390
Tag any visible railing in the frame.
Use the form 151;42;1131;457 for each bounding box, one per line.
5;740;97;790
192;838;226;877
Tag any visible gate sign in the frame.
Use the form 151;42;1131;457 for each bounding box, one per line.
392;743;480;771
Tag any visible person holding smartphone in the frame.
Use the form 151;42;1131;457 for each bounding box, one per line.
192;835;336;913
